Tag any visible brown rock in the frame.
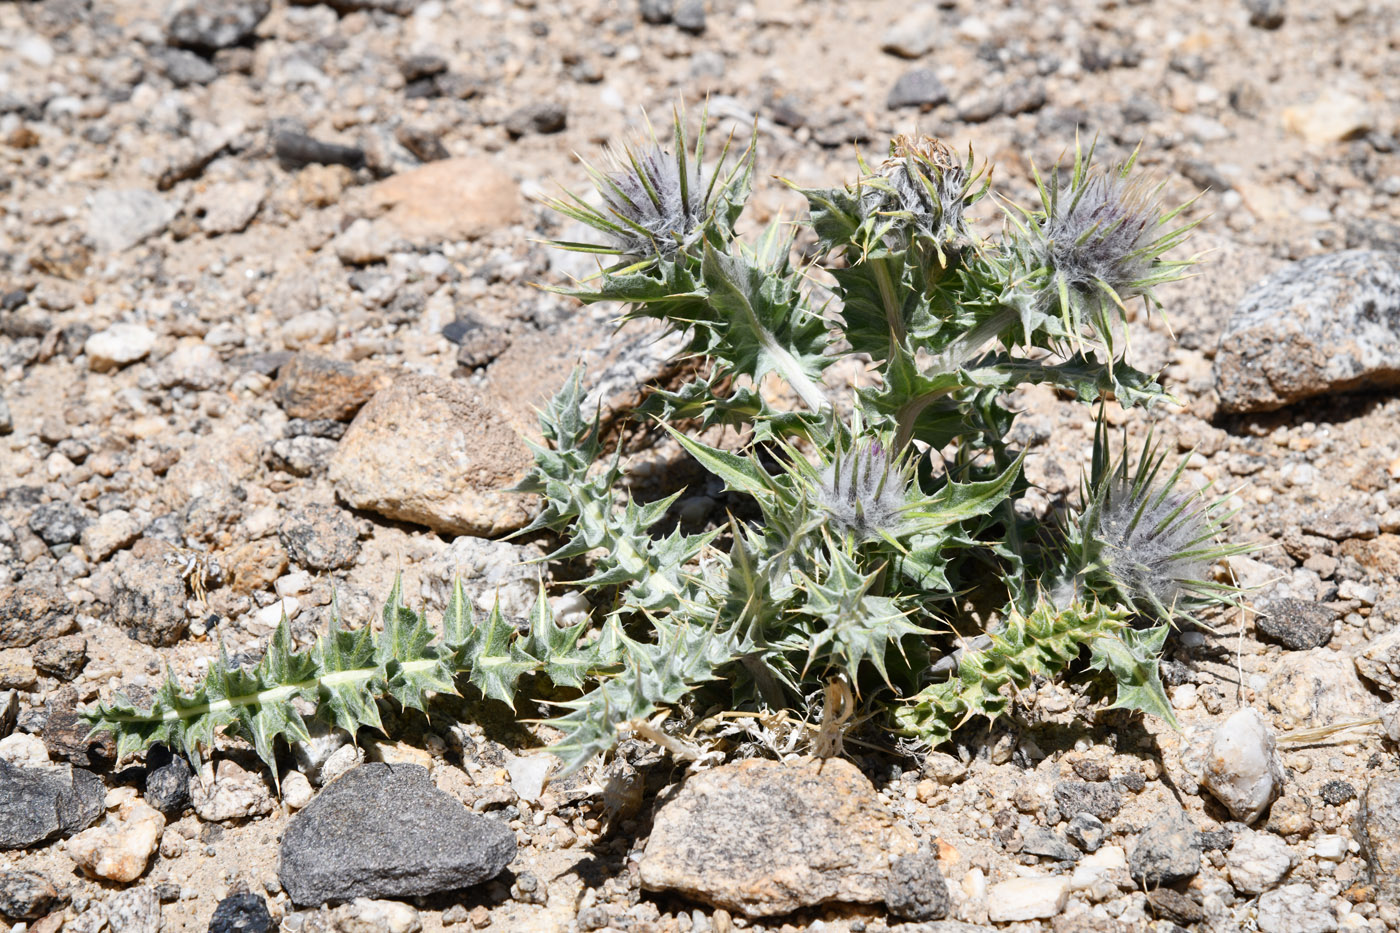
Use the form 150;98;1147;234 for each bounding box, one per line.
639;757;917;917
275;353;390;422
42;687;115;767
0;580;74;649
328;374;537;537
366;157;520;245
31;635;87;681
227;539;289;595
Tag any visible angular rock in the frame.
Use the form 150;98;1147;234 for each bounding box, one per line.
880;6;939;58
0;870;60;920
420;536;545;621
0;580;74;648
67;797;165;882
328;374;537;537
1244;0;1285;28
1202;708;1285;824
1146;889;1204;925
266;436;337;477
1053;781;1121;821
274;353;389;422
190;759;275;823
1358;775;1400;907
0;649;36;690
208;892;274;933
1129;810;1201;886
1356;628;1400;699
887;68;949;110
639;757;916;916
503;102;567;137
89;189;177;253
279;763;514;906
86;324;157;372
144;746;192;815
327;898;421;933
0;760;104;849
1266;649;1382;729
32;635;87;681
112;558;188;647
43;687;115;767
1066;812;1106;852
28;502;88;547
154;340;227;390
1256;598;1334;650
1256;883;1338;933
279;504;359;572
985;876;1070;923
1215;251;1400;413
191;181;264;235
1283;91;1374;145
364;158;521;246
80;510;141;562
1022;828;1080;862
166;0;270;51
106;885;160;933
884;850;949;921
1226;829;1293;895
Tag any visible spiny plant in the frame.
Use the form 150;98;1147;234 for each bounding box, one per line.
86;112;1245;779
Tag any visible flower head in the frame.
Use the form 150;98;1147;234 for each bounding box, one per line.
815;437;912;542
864;135;983;259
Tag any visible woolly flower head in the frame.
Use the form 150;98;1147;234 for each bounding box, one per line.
594;139;707;260
1038;169;1164;306
815;437;912;542
1095;475;1213;616
865;135;979;256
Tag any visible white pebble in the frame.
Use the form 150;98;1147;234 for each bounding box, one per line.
1201;708;1285;825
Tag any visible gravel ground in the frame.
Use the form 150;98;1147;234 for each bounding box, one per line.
2;0;1400;931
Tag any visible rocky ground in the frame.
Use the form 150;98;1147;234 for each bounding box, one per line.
2;0;1400;931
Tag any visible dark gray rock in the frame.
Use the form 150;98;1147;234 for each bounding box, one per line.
28;502;89;547
673;0;705;33
166;0;270;51
0;869;60;920
639;0;673;23
504;102;567;137
1053;781;1122;821
1066;812;1107;852
0;760;104;849
1358;775;1400;907
208;892;273;933
1318;780;1355;805
1215;250;1400;413
31;634;87;681
884;850;950;921
0;580;75;649
273;132;367;172
42;687;115;767
1129;811;1202;886
1257;599;1334;650
279;504;359;572
1244;0;1285;29
1021;828;1079;862
277;763;515;906
1147;889;1204;926
886;69;949;110
145;747;192;815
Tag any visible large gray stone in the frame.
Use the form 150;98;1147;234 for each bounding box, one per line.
277;763;515;906
0;760;104;850
1215;250;1400;413
1358;775;1400;908
88;189;177;253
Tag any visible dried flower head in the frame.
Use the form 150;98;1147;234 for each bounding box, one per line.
864;135;983;258
815;437;912;542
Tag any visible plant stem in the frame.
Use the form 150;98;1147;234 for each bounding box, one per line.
873;257;905;361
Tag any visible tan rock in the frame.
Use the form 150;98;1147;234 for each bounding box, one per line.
1282;90;1374;144
1356;628;1400;699
0;647;37;690
328;373;537;537
66;797;165;883
1266;649;1383;730
639;757;917;916
366;157;520;245
79;509;141;562
226;538;289;595
190;759;276;822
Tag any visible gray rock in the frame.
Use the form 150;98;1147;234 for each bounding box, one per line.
88;189;177;252
0;869;60;920
144;747;191;815
0;760;104;849
266;437;337;477
1257;599;1334;649
886;69;949;110
1215;251;1400;413
1267;649;1383;729
0;580;75;649
278;763;515;906
42;687;115;767
1256;884;1337;933
673;0;705;33
1302;503;1378;541
504;102;567;137
956;89;1005;124
1358;775;1400;907
639;757;916;916
1053;781;1122;821
1357;628;1400;699
278;504;360;572
28;502;89;547
884;850;950;921
1244;0;1285;28
107;886;160;933
1021;828;1080;862
881;7;939;58
155;46;219;86
112;558;188;647
1129;810;1201;886
639;0;673;23
1226;829;1293;896
420;536;545;623
208;892;274;933
166;0;270;51
0;691;15;738
1066;812;1106;852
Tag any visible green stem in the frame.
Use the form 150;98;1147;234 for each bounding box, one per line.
873;258;905;361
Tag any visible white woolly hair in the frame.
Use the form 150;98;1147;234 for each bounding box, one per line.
1097;475;1212;614
816;439;908;541
1040;170;1162;302
599;141;706;259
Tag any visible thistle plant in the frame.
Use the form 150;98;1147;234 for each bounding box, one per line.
86;112;1244;780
